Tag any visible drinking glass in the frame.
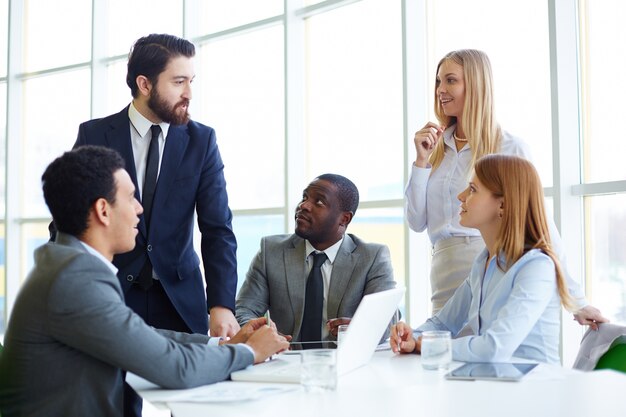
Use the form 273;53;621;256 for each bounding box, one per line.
421;330;452;370
301;349;337;392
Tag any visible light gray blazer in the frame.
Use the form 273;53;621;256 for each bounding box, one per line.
0;233;254;417
573;323;626;371
235;233;396;341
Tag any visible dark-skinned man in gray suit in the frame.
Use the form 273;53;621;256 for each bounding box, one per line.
236;174;397;342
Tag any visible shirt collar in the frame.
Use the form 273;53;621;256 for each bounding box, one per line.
443;124;469;152
78;241;119;275
305;235;344;264
128;101;170;139
477;248;508;271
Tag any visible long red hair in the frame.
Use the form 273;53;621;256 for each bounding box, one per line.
475;154;573;309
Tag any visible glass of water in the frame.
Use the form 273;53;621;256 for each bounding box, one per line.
337;324;349;347
420;330;452;370
301;349;337;392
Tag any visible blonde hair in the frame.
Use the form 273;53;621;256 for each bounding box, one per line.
474;154;573;310
430;49;502;172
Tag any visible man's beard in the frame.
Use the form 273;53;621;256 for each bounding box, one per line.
148;88;190;125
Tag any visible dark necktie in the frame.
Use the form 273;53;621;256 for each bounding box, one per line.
137;125;161;290
300;252;328;342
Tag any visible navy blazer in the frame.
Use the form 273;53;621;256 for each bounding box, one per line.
74;107;237;334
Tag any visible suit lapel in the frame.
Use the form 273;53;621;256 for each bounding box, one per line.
327;235;358;319
284;236;307;338
104;108;146;236
149;125;189;233
105;108;138;188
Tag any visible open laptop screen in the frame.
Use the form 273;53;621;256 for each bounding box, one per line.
288;341;338;350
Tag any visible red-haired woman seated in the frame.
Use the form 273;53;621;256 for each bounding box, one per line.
393;155;575;364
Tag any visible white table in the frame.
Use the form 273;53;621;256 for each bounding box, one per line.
129;350;626;417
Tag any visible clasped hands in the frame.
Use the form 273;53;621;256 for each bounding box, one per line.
220;317;290;364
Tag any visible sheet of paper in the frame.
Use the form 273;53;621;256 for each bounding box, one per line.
163;381;298;403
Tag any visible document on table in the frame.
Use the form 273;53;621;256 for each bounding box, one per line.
162;381;298;403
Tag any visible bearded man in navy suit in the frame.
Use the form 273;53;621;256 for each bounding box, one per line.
64;33;240;416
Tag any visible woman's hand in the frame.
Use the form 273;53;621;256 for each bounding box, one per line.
573;305;609;331
413;122;446;167
390;321;418;354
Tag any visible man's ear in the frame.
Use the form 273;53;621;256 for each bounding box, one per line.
135;75;152;98
339;211;354;228
92;198;111;227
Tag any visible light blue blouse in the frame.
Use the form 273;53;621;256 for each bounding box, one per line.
414;248;562;364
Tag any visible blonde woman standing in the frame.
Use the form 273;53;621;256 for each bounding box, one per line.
405;49;605;326
394;155;573;363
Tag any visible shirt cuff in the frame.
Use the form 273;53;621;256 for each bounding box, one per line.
209;337;256;357
207;337;223;346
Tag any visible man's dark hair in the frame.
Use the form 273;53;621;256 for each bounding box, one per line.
316;173;360;215
126;33;196;98
42;146;126;237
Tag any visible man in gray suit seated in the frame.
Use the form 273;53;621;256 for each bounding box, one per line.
236;173;396;342
0;146;288;417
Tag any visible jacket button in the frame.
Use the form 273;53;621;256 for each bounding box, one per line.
147;245;152;252
126;275;134;282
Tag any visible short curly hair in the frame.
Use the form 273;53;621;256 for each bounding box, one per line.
42;146;126;237
315;173;359;215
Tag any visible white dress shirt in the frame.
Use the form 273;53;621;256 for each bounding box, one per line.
305;236;344;340
414;249;562;364
405;125;530;243
80;241;118;275
128;102;170;199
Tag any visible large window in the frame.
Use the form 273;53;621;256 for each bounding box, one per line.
580;0;626;184
0;0;7;78
198;0;283;33
104;0;183;57
1;1;625;368
305;0;404;200
21;69;91;217
23;0;91;72
0;81;5;333
0;0;6;333
428;0;553;186
585;195;626;323
579;0;626;323
198;26;285;210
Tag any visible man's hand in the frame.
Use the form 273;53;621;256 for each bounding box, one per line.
390;321;418;354
327;317;351;337
573;305;609;331
225;317;267;345
224;317;289;363
209;306;240;338
224;317;288;363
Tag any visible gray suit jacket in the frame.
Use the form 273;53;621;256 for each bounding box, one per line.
235;233;395;341
0;233;253;417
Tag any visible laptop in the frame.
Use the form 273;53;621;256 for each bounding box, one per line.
230;287;405;383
